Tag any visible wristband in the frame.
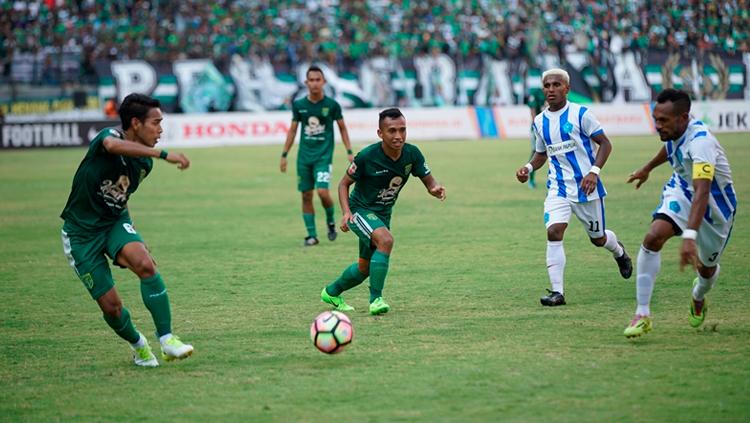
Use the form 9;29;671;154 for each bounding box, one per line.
682;229;698;240
524;163;534;172
589;165;601;175
159;150;168;160
281;151;288;158
346;149;353;155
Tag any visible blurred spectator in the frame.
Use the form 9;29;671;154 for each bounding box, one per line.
1;0;748;86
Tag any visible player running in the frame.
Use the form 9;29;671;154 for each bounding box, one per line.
623;88;736;338
60;93;194;367
320;108;446;315
516;68;632;306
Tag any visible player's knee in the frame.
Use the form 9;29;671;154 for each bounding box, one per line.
546;226;565;241
316;188;330;198
131;256;157;279
302;191;314;203
375;233;394;251
590;236;606;247
100;297;122;318
697;263;717;279
642;231;667;251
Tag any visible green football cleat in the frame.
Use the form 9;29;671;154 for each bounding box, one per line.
369;297;390;315
689;278;707;328
160;335;194;362
624;315;652;338
131;338;159;368
320;288;355;312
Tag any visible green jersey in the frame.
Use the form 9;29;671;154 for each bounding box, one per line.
346;142;430;219
292;95;343;164
61;128;153;232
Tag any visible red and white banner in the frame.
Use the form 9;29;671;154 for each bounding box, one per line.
152;100;749;148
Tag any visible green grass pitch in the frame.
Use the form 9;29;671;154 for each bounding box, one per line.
1;134;748;421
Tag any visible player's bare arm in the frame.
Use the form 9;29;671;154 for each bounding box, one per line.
627;146;668;189
420;174;446;201
338;173;355;231
103;137;190;170
280;120;299;173
579;132;612;195
516;151;547;183
337;119;354;163
679;175;711;271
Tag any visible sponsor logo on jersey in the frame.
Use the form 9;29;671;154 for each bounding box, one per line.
546;140;577;156
304;116;325;137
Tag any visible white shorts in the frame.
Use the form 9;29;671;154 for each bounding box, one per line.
544;196;606;238
654;186;735;266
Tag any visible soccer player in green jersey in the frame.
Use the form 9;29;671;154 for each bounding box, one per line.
320;108;446;315
60;93;194;367
280;65;354;246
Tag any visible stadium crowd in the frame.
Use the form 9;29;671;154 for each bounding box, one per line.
1;0;749;84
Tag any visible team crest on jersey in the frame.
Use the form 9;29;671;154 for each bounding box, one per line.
562;122;574;134
404;164;412;174
80;273;94;290
139;169;147;183
322;107;329;117
347;162;357;175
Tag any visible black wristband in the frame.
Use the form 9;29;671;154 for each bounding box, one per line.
281;151;288;158
159;150;168;160
346;149;353;155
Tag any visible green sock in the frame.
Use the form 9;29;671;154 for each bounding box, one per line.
140;273;172;337
303;213;317;237
324;206;335;226
369;251;390;303
327;263;367;296
103;306;140;344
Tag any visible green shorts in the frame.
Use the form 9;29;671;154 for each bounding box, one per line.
61;214;144;299
347;209;390;260
297;159;332;192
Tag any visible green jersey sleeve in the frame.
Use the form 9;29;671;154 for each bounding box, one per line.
410;146;431;178
346;152;366;181
331;101;343;121
292;100;301;122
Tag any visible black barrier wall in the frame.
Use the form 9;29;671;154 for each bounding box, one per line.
0;120;118;149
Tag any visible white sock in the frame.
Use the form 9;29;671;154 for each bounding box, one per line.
635;245;660;316
131;333;147;348
159;333;173;345
546;240;566;294
602;229;624;257
693;265;720;301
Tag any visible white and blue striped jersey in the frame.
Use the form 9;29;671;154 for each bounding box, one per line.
532;101;606;203
662;119;736;225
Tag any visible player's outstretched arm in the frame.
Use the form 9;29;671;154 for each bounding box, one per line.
336;119;354;163
103;137;190;170
420;174;446;201
338;174;356;232
627;146;668;189
516;152;547;183
280;120;299;173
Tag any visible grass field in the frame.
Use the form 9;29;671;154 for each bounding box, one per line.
1;134;748;422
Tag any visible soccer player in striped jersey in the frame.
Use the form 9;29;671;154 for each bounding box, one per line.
623;89;736;338
516;68;632;307
320;108;446;315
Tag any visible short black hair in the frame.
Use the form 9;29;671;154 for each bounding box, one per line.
119;93;160;130
378;108;404;126
655;88;691;116
306;65;324;78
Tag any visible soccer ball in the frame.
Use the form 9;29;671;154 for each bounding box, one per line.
310;310;354;354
